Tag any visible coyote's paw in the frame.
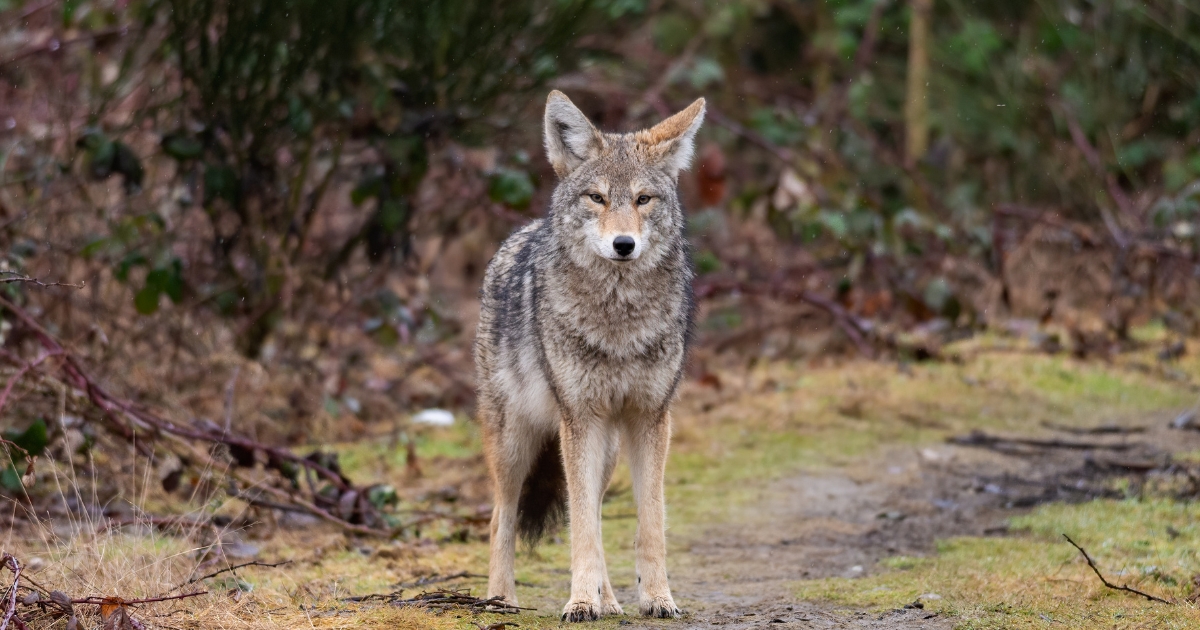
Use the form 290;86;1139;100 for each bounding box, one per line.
561;600;602;622
639;595;681;619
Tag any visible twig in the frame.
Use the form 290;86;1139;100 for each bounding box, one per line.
1056;102;1137;231
100;515;218;533
1062;534;1172;604
71;591;207;606
0;271;83;289
993;205;1102;247
181;561;291;589
691;277;875;358
799;291;874;358
704;107;794;165
822;0;892;126
1;554;24;630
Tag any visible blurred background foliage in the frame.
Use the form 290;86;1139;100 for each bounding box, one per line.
1;0;1199;430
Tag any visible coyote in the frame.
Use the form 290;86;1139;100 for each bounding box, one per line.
476;91;704;622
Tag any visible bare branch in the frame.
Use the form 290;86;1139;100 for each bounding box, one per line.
0;271;83;289
179;561;291;590
1062;534;1172;605
70;591;207;606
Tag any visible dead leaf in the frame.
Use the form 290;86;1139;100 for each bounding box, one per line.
101;600;135;630
49;590;74;614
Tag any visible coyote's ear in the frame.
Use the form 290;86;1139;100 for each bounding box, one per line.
544;91;604;177
636;98;706;177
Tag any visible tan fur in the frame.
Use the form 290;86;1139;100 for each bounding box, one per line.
634;98;706;146
477;92;703;622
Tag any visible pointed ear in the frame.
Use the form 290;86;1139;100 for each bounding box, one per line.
544;91;604;177
636;98;706;177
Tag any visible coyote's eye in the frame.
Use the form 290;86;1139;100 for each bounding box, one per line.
636;195;652;206
588;193;604;204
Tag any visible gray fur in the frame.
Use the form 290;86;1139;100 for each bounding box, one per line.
477;91;703;620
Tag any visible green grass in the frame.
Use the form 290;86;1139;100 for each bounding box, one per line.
794;499;1200;629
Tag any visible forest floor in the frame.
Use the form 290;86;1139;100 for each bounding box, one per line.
6;327;1200;629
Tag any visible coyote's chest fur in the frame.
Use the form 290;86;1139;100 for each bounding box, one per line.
475;90;704;622
480;219;690;421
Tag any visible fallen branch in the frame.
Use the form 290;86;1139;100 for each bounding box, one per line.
1062;534;1172;605
181;561;291;589
71;591;207;606
345;589;532;614
948;430;1137;452
0;295;395;537
1042;421;1146;436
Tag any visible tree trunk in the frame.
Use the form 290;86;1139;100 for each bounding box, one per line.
904;0;932;167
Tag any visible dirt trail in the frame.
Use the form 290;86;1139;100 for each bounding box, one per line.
565;418;1182;629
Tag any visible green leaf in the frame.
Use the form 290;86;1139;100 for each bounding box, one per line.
113;142;144;193
140;262;184;308
153;260;185;303
695;250;721;274
204;165;240;205
115;252;147;282
818;210;849;240
134;284;161;315
3;418;49;459
367;484;399;509
488;168;535;209
161;134;204;161
0;466;20;492
80;236;111;259
83;134;116;180
351;174;384;205
288;97;314;136
378;199;408;233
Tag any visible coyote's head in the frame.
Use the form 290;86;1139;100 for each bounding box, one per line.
543;91;705;266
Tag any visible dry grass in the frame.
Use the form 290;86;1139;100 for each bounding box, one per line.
4;327;1199;628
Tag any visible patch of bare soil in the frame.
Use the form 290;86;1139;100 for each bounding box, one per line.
611;412;1198;629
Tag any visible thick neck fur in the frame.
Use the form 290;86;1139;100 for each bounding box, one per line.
538;178;691;361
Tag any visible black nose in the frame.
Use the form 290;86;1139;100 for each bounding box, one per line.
612;236;635;257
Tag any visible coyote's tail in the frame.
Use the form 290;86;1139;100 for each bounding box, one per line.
517;433;567;546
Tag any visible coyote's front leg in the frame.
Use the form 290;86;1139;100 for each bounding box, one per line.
559;416;612;622
627;412;680;618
